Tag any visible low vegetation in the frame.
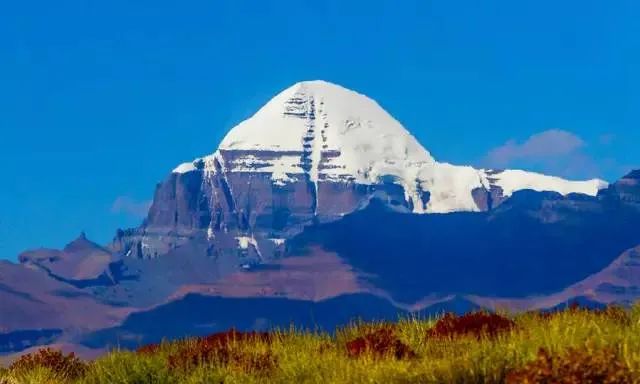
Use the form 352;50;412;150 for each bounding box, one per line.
2;303;640;383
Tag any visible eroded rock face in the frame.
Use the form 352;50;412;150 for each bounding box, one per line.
145;169;212;231
112;149;415;261
601;170;640;205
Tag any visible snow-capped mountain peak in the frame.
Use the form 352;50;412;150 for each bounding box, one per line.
216;80;436;187
220;81;432;155
172;80;607;214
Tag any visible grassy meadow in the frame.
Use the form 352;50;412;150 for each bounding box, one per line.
2;304;640;383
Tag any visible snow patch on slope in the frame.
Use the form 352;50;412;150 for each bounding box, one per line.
236;236;263;260
485;169;607;198
420;164;487;213
173;161;198;174
236;236;254;249
270;238;286;246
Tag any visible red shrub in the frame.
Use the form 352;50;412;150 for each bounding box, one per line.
505;347;632;384
9;348;87;379
167;328;276;374
426;311;515;339
346;328;416;360
599;305;632;325
136;343;161;355
200;328;272;347
231;351;278;375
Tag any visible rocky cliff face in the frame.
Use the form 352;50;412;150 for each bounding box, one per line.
601;170;640;205
112;80;607;261
111;152;410;262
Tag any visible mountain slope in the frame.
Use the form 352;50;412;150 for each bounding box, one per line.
286;177;640;302
19;232;117;286
0;260;131;335
82;293;405;349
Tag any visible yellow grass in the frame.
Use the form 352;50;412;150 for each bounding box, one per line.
2;305;640;383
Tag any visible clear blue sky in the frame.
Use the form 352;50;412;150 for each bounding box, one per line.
1;1;638;260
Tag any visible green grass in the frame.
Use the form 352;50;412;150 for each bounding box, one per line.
2;305;640;383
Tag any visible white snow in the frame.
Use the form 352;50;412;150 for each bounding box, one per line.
173;161;199;174
270;238;286;246
173;154;219;174
170;80;609;213
483;169;607;198
235;236;263;260
226;153;301;183
419;163;487;213
272;172;298;186
218;80;436;187
236;236;251;249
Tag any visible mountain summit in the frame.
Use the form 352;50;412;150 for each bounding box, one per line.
114;81;609;261
220;80;435;161
173;80;438;212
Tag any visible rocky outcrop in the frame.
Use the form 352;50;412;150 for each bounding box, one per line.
600;170;640;206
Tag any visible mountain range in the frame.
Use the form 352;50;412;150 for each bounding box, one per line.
1;80;638;357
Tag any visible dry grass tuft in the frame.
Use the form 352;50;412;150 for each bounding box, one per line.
166;328;276;375
505;346;633;384
537;302;632;325
8;348;86;381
